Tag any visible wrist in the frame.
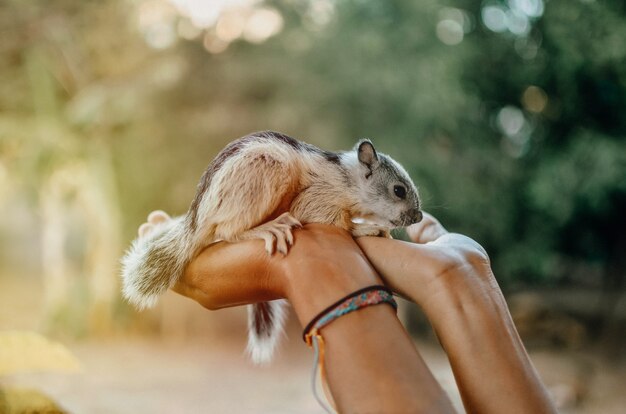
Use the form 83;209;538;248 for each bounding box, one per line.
419;266;557;414
280;259;383;327
266;225;384;326
417;265;513;336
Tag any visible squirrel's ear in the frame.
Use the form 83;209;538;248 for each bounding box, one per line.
356;139;379;168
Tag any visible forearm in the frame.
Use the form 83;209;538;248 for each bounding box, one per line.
285;265;455;414
173;240;282;309
357;237;557;414
423;276;556;414
175;227;456;413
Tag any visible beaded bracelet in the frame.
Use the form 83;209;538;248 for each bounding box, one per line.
302;285;398;413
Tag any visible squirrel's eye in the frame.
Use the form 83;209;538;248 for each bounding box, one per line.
393;185;406;199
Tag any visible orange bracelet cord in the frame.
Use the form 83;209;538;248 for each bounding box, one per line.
303;286;398;413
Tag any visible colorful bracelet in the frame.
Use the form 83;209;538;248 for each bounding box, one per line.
302;285;398;413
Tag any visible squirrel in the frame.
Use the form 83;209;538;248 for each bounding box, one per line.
121;131;422;364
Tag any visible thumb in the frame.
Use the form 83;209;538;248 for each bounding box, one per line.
405;212;449;244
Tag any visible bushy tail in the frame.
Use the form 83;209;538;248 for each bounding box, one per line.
247;300;288;364
121;216;193;309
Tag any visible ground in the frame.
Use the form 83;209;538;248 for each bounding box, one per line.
1;278;625;413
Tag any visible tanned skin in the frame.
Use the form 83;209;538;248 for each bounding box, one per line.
139;211;557;414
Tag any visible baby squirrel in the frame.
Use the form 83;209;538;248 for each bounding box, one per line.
122;131;422;363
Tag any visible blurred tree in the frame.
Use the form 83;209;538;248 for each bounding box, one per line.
0;0;155;334
454;0;625;351
1;0;623;349
165;0;624;348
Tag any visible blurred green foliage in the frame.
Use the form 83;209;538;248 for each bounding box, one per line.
1;0;624;294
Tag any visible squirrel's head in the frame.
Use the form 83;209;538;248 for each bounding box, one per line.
351;139;422;228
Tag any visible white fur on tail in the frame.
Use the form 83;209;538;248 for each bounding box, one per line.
246;300;289;365
121;216;190;310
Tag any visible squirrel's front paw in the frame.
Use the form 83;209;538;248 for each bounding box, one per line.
242;212;302;255
351;225;391;238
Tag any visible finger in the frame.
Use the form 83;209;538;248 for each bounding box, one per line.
271;228;289;255
263;232;276;255
285;215;302;228
148;210;170;224
138;223;153;238
285;227;294;246
406;212;448;244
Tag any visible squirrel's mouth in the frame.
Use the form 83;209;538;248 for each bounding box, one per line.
398;209;423;227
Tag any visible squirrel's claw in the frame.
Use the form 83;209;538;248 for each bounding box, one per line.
274;228;289;255
262;232;277;255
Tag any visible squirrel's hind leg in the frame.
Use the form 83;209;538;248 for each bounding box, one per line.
138;210;172;239
235;212;302;255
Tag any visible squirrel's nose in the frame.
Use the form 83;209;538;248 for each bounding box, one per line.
414;210;423;223
406;208;423;225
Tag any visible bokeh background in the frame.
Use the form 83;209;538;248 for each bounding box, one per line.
1;0;624;412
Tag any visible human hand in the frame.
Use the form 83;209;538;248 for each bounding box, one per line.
356;212;496;312
357;212;557;414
